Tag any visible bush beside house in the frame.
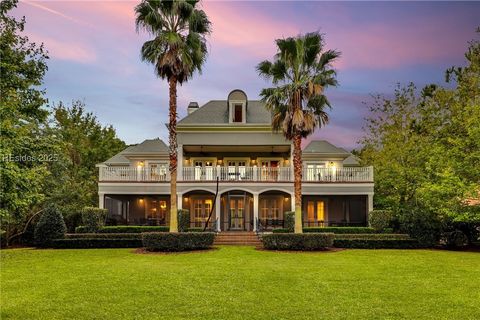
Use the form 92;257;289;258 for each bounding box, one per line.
34;205;67;247
178;209;190;232
81;207;107;233
75;225;170;233
262;233;334;251
142;232;215;252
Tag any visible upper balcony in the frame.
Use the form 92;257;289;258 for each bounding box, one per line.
99;166;373;183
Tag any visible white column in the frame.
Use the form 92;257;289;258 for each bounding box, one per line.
367;193;374;213
177;144;183;181
253;193;259;232
290;144;294;181
215;195;221;232
290;193;295;212
98;193;105;209
177;193;183;210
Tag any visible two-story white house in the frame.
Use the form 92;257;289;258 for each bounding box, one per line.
97;90;374;232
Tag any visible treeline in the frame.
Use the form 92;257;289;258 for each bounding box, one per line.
0;0;126;242
357;30;480;245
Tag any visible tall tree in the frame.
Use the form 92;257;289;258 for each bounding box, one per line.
46;100;126;231
358;29;480;223
257;32;340;233
135;0;211;232
0;0;53;232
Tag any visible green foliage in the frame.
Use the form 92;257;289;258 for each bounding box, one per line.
262;233;334;251
257;32;340;140
369;210;394;232
45;101;126;216
398;207;443;247
358;32;480;243
81;207;107;233
333;239;419;249
177;209;190;232
142;232;215;252
51;238;142;249
334;233;411;240
303;227;376;234
283;211;295;232
0;0;54;227
135;0;211;83
34;205;66;246
75;225;170;234
272;228;290;233
443;230;469;249
66;233;142;239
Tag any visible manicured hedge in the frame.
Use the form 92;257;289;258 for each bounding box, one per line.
262;233;334;251
66;233;142;239
333;233;420;249
51;238;142;249
272;228;290;233
334;234;411;240
75;226;169;233
303;227;376;234
142;232;215;252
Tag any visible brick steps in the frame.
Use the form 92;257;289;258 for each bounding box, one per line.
214;232;262;246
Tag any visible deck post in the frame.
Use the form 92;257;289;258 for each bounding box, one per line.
177;193;183;210
216;195;221;232
253;193;259;232
98;193;105;209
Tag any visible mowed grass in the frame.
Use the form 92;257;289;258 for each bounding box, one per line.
1;247;480;320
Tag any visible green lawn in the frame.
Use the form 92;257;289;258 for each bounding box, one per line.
1;247;479;320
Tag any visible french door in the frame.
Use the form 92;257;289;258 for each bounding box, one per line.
261;160;279;181
227;161;247;180
194;160;214;180
229;196;245;230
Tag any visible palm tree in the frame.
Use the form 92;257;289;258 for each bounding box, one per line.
257;32;340;233
135;0;211;232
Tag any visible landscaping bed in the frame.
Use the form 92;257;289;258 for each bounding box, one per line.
262;233;334;250
75;225;170;233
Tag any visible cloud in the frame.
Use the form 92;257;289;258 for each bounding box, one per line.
28;33;96;63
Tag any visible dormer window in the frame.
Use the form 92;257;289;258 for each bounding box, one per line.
227;89;248;124
233;104;243;122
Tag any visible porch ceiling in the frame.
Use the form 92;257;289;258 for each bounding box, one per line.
183;145;290;153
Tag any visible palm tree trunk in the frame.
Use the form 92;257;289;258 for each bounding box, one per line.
293;133;303;233
168;76;178;233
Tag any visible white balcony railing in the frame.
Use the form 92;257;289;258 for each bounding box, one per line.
99;166;373;182
99;167;169;182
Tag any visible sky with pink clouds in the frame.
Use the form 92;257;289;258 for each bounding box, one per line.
13;1;480;150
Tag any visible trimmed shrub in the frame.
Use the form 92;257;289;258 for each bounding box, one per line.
34;205;67;247
51;238;142;248
284;211;295;232
262;233;334;251
81;207;107;233
333;233;419;249
303;227;376;234
186;228;204;232
142;232;215;252
75;225;169;233
334;233;411;240
66;233;142;239
369;210;394;232
398;208;443;247
334;239;420;249
178;209;190;232
272;228;290;233
444;230;469;248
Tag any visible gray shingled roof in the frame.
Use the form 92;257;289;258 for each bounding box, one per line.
303;140;351;155
102;139;168;165
122;139;168;154
103;145;136;165
178;100;272;125
343;154;360;166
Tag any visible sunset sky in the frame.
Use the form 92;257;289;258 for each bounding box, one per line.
13;1;480;149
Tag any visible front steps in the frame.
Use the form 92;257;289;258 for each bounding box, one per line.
214;231;262;246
